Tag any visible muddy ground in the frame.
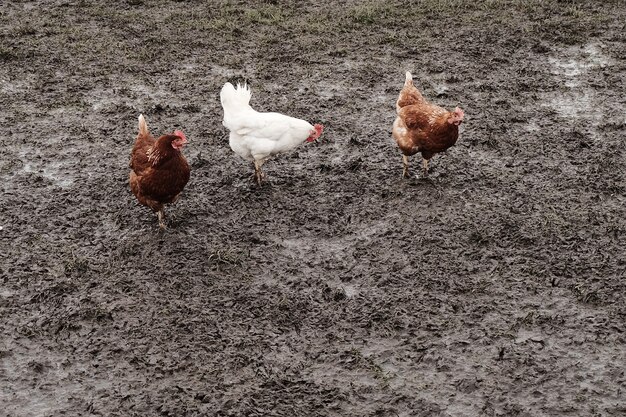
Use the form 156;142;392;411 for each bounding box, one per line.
1;0;625;416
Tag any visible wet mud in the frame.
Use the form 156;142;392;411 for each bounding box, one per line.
1;1;625;416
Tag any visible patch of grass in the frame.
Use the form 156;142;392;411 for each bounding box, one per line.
79;306;113;322
322;285;347;302
64;252;89;276
346;348;393;388
572;284;600;305
244;5;285;25
205;16;242;32
0;158;23;175
53;319;82;334
481;135;500;149
541;210;567;230
348;0;546;19
200;4;286;31
16;324;42;338
468;225;493;246
28;360;47;373
184;4;288;29
0;46;18;62
564;4;584;18
207;247;247;268
606;223;624;239
30;281;78;304
512;311;536;330
367;358;392;388
16;23;37;36
349;3;392;25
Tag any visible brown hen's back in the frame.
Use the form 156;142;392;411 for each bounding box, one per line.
129;115;190;222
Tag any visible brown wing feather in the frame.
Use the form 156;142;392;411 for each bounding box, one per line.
393;105;459;157
129;131;155;175
138;155;190;205
400;105;434;130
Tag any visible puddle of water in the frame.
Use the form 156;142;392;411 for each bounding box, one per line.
432;82;448;96
10;147;76;189
21;162;74;189
524;120;541;132
279;219;391;260
281;235;348;255
542;42;614;125
342;284;358;298
0;288;15;298
0;76;35;94
549;43;614;77
545;90;603;122
0;340;114;416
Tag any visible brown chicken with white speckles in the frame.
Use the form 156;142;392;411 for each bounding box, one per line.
129;114;190;229
392;71;465;178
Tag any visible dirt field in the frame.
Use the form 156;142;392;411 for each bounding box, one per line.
1;0;625;416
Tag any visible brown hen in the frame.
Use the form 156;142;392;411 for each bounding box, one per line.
129;115;190;229
392;72;464;177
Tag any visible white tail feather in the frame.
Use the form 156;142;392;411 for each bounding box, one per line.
138;114;149;136
405;71;413;86
220;82;252;114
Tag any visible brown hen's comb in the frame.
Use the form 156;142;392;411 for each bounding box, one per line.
174;130;187;142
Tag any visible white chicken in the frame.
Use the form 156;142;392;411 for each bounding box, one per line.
220;82;324;185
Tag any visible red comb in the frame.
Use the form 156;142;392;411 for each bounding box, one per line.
174;130;187;141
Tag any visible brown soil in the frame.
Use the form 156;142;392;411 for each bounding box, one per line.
1;1;625;416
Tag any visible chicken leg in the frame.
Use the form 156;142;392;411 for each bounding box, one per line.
402;155;409;178
422;158;429;177
157;210;166;230
253;160;265;185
